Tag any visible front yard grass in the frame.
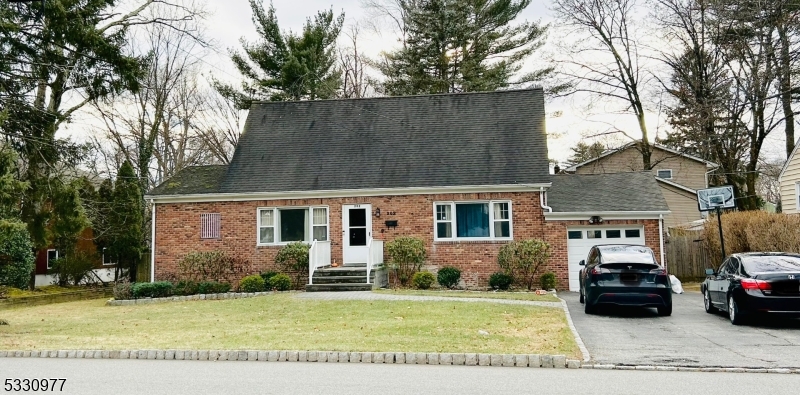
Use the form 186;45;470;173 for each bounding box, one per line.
3;285;84;299
0;294;579;358
374;289;559;302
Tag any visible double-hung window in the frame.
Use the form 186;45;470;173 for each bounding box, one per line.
258;207;329;245
434;201;512;241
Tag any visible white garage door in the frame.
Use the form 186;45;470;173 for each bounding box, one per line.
566;227;646;291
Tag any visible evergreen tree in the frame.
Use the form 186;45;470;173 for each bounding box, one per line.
219;1;344;106
49;181;89;257
375;0;555;95
567;141;606;166
107;161;143;282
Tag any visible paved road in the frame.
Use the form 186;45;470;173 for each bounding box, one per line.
561;291;800;368
2;358;800;395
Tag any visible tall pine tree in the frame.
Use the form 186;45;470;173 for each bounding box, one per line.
375;0;555;95
107;161;143;282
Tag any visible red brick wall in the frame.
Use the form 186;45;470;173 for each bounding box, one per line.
154;193;663;290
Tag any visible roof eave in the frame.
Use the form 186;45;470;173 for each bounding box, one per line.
145;183;553;203
543;210;671;221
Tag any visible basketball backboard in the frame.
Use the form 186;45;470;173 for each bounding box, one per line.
697;186;735;211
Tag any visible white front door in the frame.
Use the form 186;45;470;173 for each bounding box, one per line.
566;226;646;291
342;204;372;265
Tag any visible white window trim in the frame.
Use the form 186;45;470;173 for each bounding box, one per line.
657;169;673;179
102;247;116;266
46;249;58;269
256;206;330;246
433;200;513;241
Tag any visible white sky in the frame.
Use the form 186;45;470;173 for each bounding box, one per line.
65;0;789;166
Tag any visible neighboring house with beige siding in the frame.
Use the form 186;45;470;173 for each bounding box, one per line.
779;142;800;214
565;143;718;229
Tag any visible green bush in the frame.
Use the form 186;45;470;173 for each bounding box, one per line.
497;239;551;290
437;266;461;289
112;279;133;300
489;272;513;290
275;243;309;289
412;271;435;289
49;250;97;286
239;275;266;292
260;271;279;290
540;272;557;290
269;273;292;291
386;237;426;287
197;281;231;294
173;280;199;296
132;281;174;298
0;220;35;289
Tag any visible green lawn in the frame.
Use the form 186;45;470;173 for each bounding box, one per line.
0;294;578;358
374;289;559;302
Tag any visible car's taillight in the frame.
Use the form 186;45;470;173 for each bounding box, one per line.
591;267;610;275
649;268;667;276
741;278;771;293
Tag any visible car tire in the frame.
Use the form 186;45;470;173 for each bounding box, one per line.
584;299;595;314
728;295;745;325
657;304;672;316
704;290;717;314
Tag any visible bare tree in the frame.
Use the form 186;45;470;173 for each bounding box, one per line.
192;83;245;164
339;24;375;99
552;0;656;169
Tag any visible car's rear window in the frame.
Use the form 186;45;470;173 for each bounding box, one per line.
599;246;656;264
741;255;800;273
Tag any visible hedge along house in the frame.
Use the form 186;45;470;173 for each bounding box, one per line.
146;89;670;291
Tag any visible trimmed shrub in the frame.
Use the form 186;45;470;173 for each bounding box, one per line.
174;280;199;296
275;242;310;289
50;250;97;286
132;281;174;298
260;271;279;290
412;271;435;289
386;237;426;287
269;273;292;291
437;266;461;289
497;239;551;290
540;272;557;290
0;219;35;289
197;281;231;294
489;272;513;290
112;279;133;300
239;275;266;292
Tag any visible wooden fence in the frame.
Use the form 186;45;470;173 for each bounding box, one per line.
665;230;716;282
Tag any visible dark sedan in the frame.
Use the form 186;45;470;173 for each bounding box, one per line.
702;252;800;325
579;244;672;316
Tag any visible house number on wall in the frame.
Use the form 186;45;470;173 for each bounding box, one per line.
386;211;396;215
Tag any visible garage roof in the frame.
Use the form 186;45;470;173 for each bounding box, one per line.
548;172;670;213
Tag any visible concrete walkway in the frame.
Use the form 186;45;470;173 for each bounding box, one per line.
293;291;562;308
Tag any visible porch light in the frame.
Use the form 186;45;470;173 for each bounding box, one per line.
375;208;381;217
589;216;603;225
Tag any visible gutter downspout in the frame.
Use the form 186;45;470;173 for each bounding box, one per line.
539;187;552;213
659;214;666;270
150;199;156;283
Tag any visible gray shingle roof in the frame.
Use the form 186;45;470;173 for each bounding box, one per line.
548;172;670;212
213;89;549;194
148;165;228;196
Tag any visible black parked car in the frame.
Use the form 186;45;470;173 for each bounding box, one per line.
702;252;800;325
579;244;672;316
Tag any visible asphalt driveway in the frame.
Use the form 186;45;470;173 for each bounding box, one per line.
560;291;800;368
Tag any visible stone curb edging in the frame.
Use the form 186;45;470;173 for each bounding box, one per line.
0;349;575;368
106;291;275;306
1;350;798;374
556;295;590;363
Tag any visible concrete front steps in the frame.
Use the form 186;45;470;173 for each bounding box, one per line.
306;264;375;292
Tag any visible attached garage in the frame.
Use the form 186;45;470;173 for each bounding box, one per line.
546;172;672;291
565;226;645;291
